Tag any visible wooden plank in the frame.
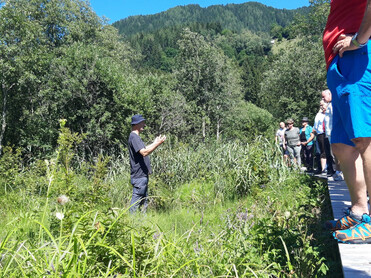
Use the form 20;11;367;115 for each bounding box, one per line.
327;180;371;277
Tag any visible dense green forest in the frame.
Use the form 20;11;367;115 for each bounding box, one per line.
0;0;342;277
113;2;309;37
0;0;328;158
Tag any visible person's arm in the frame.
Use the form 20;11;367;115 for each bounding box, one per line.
296;128;301;146
327;105;333;136
308;126;314;142
282;133;287;149
304;131;316;146
333;0;371;57
139;135;166;157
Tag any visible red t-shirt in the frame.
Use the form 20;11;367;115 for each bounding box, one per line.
323;0;367;69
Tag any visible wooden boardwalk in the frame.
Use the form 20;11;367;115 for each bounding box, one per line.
327;179;371;277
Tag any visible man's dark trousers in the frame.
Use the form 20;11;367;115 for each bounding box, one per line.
129;176;148;213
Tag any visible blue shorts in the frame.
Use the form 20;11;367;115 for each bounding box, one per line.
327;44;371;146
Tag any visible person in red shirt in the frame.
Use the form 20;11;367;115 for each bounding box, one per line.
323;0;371;243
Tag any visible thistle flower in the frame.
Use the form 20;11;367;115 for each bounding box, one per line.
57;195;69;205
56;212;64;220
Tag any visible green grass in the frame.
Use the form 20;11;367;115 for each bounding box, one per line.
0;137;342;277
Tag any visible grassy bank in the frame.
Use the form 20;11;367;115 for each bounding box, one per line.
0;134;341;277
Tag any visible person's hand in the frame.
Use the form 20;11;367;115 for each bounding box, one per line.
302;142;307;146
333;34;359;57
154;134;166;145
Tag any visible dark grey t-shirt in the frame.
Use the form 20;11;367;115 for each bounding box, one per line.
128;132;152;179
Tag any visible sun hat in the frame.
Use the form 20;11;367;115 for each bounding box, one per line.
131;114;146;125
302;117;309;122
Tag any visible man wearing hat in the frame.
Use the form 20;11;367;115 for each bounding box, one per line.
128;114;166;213
300;117;314;172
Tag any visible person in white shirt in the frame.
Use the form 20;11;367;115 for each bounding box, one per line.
322;89;343;181
275;122;286;155
306;100;335;175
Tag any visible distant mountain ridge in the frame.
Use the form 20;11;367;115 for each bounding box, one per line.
113;2;309;37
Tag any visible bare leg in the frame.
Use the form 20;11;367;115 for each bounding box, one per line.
353;137;371;213
335;156;341;171
332;143;368;215
321;158;327;172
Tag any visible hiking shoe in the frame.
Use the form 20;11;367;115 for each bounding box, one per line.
333;214;371;244
324;207;362;231
327;171;336;177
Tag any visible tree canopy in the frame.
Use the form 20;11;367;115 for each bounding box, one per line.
113;2;309;37
0;0;331;159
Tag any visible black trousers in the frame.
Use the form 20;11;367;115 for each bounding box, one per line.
316;134;335;174
301;144;313;170
324;136;335;174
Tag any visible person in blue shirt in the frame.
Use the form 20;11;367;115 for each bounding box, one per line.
300;117;314;172
128;114;166;213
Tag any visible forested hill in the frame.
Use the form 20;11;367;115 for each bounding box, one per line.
113;2;309;37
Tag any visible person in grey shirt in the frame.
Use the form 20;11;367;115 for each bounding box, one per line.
283;118;301;166
128;114;166;213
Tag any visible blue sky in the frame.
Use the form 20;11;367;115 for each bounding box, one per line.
89;0;310;23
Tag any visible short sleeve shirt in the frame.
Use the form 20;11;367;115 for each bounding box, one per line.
128;132;152;179
276;128;285;145
284;127;300;146
313;112;326;135
300;125;314;146
323;0;366;69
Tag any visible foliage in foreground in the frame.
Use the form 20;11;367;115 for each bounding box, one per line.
0;126;340;277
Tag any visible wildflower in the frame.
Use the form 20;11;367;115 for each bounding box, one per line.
284;211;291;219
56;212;64;220
153;232;162;240
57;195;69;205
237;212;248;221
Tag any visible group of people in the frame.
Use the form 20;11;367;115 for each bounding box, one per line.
275;89;342;181
128;0;371;245
275;118;311;170
276;118;308;170
275;0;371;244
